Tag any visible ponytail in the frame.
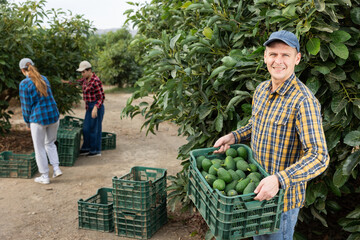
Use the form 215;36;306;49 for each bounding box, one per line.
26;63;48;97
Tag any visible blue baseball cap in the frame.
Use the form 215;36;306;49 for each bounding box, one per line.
263;30;300;52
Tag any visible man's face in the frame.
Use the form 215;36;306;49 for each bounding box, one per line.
264;41;301;84
81;69;92;79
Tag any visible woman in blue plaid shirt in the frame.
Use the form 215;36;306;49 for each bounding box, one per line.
19;58;63;184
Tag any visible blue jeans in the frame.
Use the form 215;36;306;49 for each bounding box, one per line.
81;102;104;154
253;208;300;240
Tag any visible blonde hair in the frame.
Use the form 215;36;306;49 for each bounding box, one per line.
25;63;48;97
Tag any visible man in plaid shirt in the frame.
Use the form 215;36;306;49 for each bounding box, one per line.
214;30;329;239
76;61;105;157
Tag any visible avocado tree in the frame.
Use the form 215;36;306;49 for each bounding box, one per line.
123;0;360;238
88;28;142;87
0;0;94;133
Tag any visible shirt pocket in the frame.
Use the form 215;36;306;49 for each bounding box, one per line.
271;107;295;126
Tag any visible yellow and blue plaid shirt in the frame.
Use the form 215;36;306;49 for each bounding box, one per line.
232;73;329;212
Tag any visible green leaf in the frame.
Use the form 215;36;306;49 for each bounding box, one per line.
331;95;348;114
314;0;325;11
221;56;237;68
344;131;360;147
306;38;321;55
202;27;213;40
312;65;330;75
330;30;351;43
306;77;321;94
343;150;360;175
333;167;349;188
282;4;297;17
225;92;251;113
170;34;181;50
350;8;360;25
354;103;360;120
209;66;228;79
124;9;134;14
310;206;328;227
215;113;223;132
207;15;221;27
350;48;360;61
306;183;316;204
328;67;347;81
198;104;213;120
185;3;202;10
147;49;163;59
145;38;163;45
181;1;192;9
329;42;349;59
347;206;360;219
325;129;341;151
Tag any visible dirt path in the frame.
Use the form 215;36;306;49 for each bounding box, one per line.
0;90;203;240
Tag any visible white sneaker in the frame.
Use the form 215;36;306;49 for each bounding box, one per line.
34;175;50;184
53;169;63;178
86;152;102;157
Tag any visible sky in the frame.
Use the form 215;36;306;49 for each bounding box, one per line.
10;0;149;30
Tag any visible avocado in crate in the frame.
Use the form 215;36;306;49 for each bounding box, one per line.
196;145;263;196
78;187;114;232
0;151;37;178
112;166;167;211
188;144;284;240
101;132;116;150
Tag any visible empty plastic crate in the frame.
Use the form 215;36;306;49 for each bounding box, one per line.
114;201;168;239
188;144;284;240
112;166;167;211
59;116;84;129
101;132;116;150
0;151;37;178
57;128;81;166
78;187;114;232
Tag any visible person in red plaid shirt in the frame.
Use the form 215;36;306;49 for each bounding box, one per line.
75;61;105;157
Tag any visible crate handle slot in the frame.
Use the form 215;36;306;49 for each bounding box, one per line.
86;205;100;213
244;200;265;210
122;211;138;220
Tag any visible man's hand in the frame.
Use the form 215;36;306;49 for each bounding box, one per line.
213;133;235;153
91;107;98;118
253;175;280;201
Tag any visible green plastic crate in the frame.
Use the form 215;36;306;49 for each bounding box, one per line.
188;144;284;240
101;132;116;150
56;128;81;166
78;187;114;232
112;166;167;211
59;116;84;129
114;202;167;239
0;151;37;178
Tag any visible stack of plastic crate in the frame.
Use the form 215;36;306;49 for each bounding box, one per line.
0;151;37;178
78;188;114;232
112;166;168;239
57;116;83;166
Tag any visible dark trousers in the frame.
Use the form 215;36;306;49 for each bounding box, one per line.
81;101;104;154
